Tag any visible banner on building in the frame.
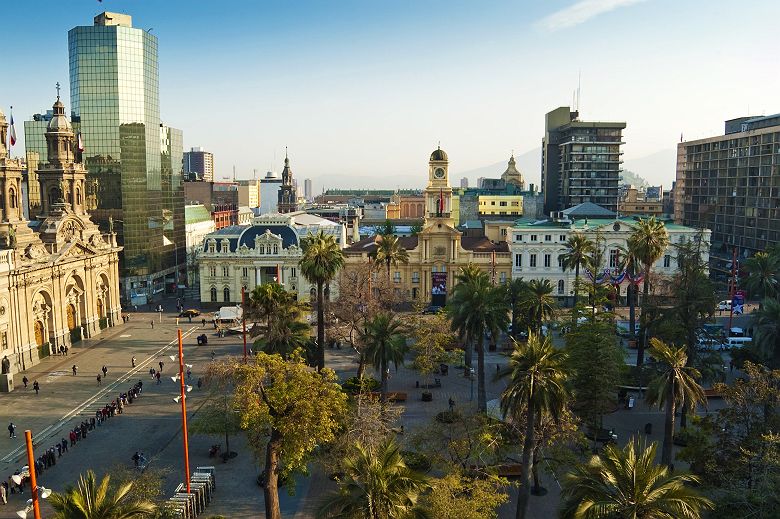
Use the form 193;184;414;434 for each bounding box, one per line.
431;272;447;295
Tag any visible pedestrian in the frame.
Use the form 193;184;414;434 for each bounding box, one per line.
61;437;68;453
69;430;76;446
155;372;161;385
33;381;39;395
131;356;136;368
21;376;28;388
72;364;77;376
102;365;108;377
197;377;202;389
448;397;455;412
150;320;154;329
211;350;216;360
188;315;192;323
8;422;16;438
97;374;102;385
159;360;164;372
186;367;192;380
1;478;6;504
150;367;155;379
64;345;69;356
59;345;65;356
56;443;61;457
132;451;140;467
201;318;206;328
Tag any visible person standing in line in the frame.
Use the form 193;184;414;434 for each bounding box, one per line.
32;381;39;395
21;376;28;388
61;437;68;453
131;356;136;368
8;422;16;438
72;365;78;376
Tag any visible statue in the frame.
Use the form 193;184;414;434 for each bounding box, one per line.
7;226;16;249
108;215;114;234
1;355;10;374
59;180;67;203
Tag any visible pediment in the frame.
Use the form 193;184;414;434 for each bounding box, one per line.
54;241;98;263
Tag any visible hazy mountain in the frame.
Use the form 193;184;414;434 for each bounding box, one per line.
453;147;542;188
623;148;677;188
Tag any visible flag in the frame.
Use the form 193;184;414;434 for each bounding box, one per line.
439;188;444;216
8;113;16;147
77;132;84;152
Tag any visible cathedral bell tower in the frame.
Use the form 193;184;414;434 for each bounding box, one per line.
424;146;453;225
0;108;37;249
277;149;297;214
37;96;89;219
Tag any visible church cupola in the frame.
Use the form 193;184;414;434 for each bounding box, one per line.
45;95;75;166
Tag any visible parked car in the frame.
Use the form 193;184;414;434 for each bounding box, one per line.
717;300;731;311
422;305;443;315
179;309;201;317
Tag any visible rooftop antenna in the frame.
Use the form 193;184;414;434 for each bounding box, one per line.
253;168;257;180
576;70;581;112
232;165;236;181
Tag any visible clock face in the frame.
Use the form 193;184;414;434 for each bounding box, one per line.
434;167;445;179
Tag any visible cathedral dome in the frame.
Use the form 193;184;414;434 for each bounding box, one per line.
430;147;448;162
47;98;72;132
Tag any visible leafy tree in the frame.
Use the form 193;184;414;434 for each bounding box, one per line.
628;217;669;365
300;230;345;371
374;219;396;237
317;440;431;519
208;351;347;519
422;472;509;519
448;264;508;412
407;310;457;392
409;222;423;236
374;233;410;279
361;312;408;403
519;279;556;334
49;470;157;519
565;321;624;450
560;233;595;319
742;251;779;302
560;439;713;519
499;333;569;519
646;338;706;467
255;304;310;358
753;297;780;368
189;392;242;460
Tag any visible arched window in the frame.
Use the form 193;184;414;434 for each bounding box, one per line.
273;244;278;254
210;287;217;302
76;188;82;205
9;188;16;209
557;279;565;295
223;287;231;302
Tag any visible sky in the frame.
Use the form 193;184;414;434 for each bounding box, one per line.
2;0;778;192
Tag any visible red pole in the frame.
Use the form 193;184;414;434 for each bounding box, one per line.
728;247;737;333
241;287;247;363
24;430;41;519
177;329;192;494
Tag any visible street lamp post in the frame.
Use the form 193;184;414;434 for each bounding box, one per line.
241;287;247;363
176;329;192;494
24;430;41;519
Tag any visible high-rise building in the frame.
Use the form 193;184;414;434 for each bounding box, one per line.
259;171;282;214
68;12;185;303
542;107;625;214
675;113;780;284
460;177;468;188
304;178;313;201
183;147;214;182
278;153;297;213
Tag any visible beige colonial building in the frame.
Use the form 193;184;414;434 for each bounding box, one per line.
0;99;121;378
344;148;511;304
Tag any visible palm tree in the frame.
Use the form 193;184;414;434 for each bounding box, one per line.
646;338;706;467
500;333;569;519
448;264;508;412
257;306;311;358
247;282;290;326
300;230;345;371
520;279;556;334
560;233;595;317
629;217;669;365
317;440;430;519
753;297;780;368
560;439;713;519
618;243;642;345
361;313;408;402
505;278;527;339
743;251;779;303
49;470;156;519
374;234;410;279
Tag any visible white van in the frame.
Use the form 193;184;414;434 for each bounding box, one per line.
725;337;752;349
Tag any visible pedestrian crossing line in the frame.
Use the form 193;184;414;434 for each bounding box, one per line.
1;326;199;464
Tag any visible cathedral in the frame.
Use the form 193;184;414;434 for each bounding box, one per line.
0;98;121;381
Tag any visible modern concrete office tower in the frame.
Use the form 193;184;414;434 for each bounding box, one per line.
675;113;780;284
184;147;214;182
541;107;626;214
68;12;185;303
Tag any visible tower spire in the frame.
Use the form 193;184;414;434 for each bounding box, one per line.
56;81;61;100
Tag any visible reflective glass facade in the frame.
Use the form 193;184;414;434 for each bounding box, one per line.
160;125;185;280
68;18;182;294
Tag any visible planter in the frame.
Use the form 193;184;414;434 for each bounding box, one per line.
421;391;433;402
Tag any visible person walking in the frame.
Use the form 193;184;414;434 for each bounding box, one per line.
97;374;102;385
32;381;39;395
186;367;192;381
21;376;28;388
155;371;161;385
102;365;108;378
64;345;69;356
8;422;16;438
132;451;140;468
201;318;206;328
158;360;164;372
131;356;136;368
72;365;77;376
150;320;154;329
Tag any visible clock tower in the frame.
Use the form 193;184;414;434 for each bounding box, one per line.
424;146;453;224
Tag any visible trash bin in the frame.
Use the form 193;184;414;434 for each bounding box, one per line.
644;422;652;435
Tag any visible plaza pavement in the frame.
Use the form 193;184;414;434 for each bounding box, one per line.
0;301;750;518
